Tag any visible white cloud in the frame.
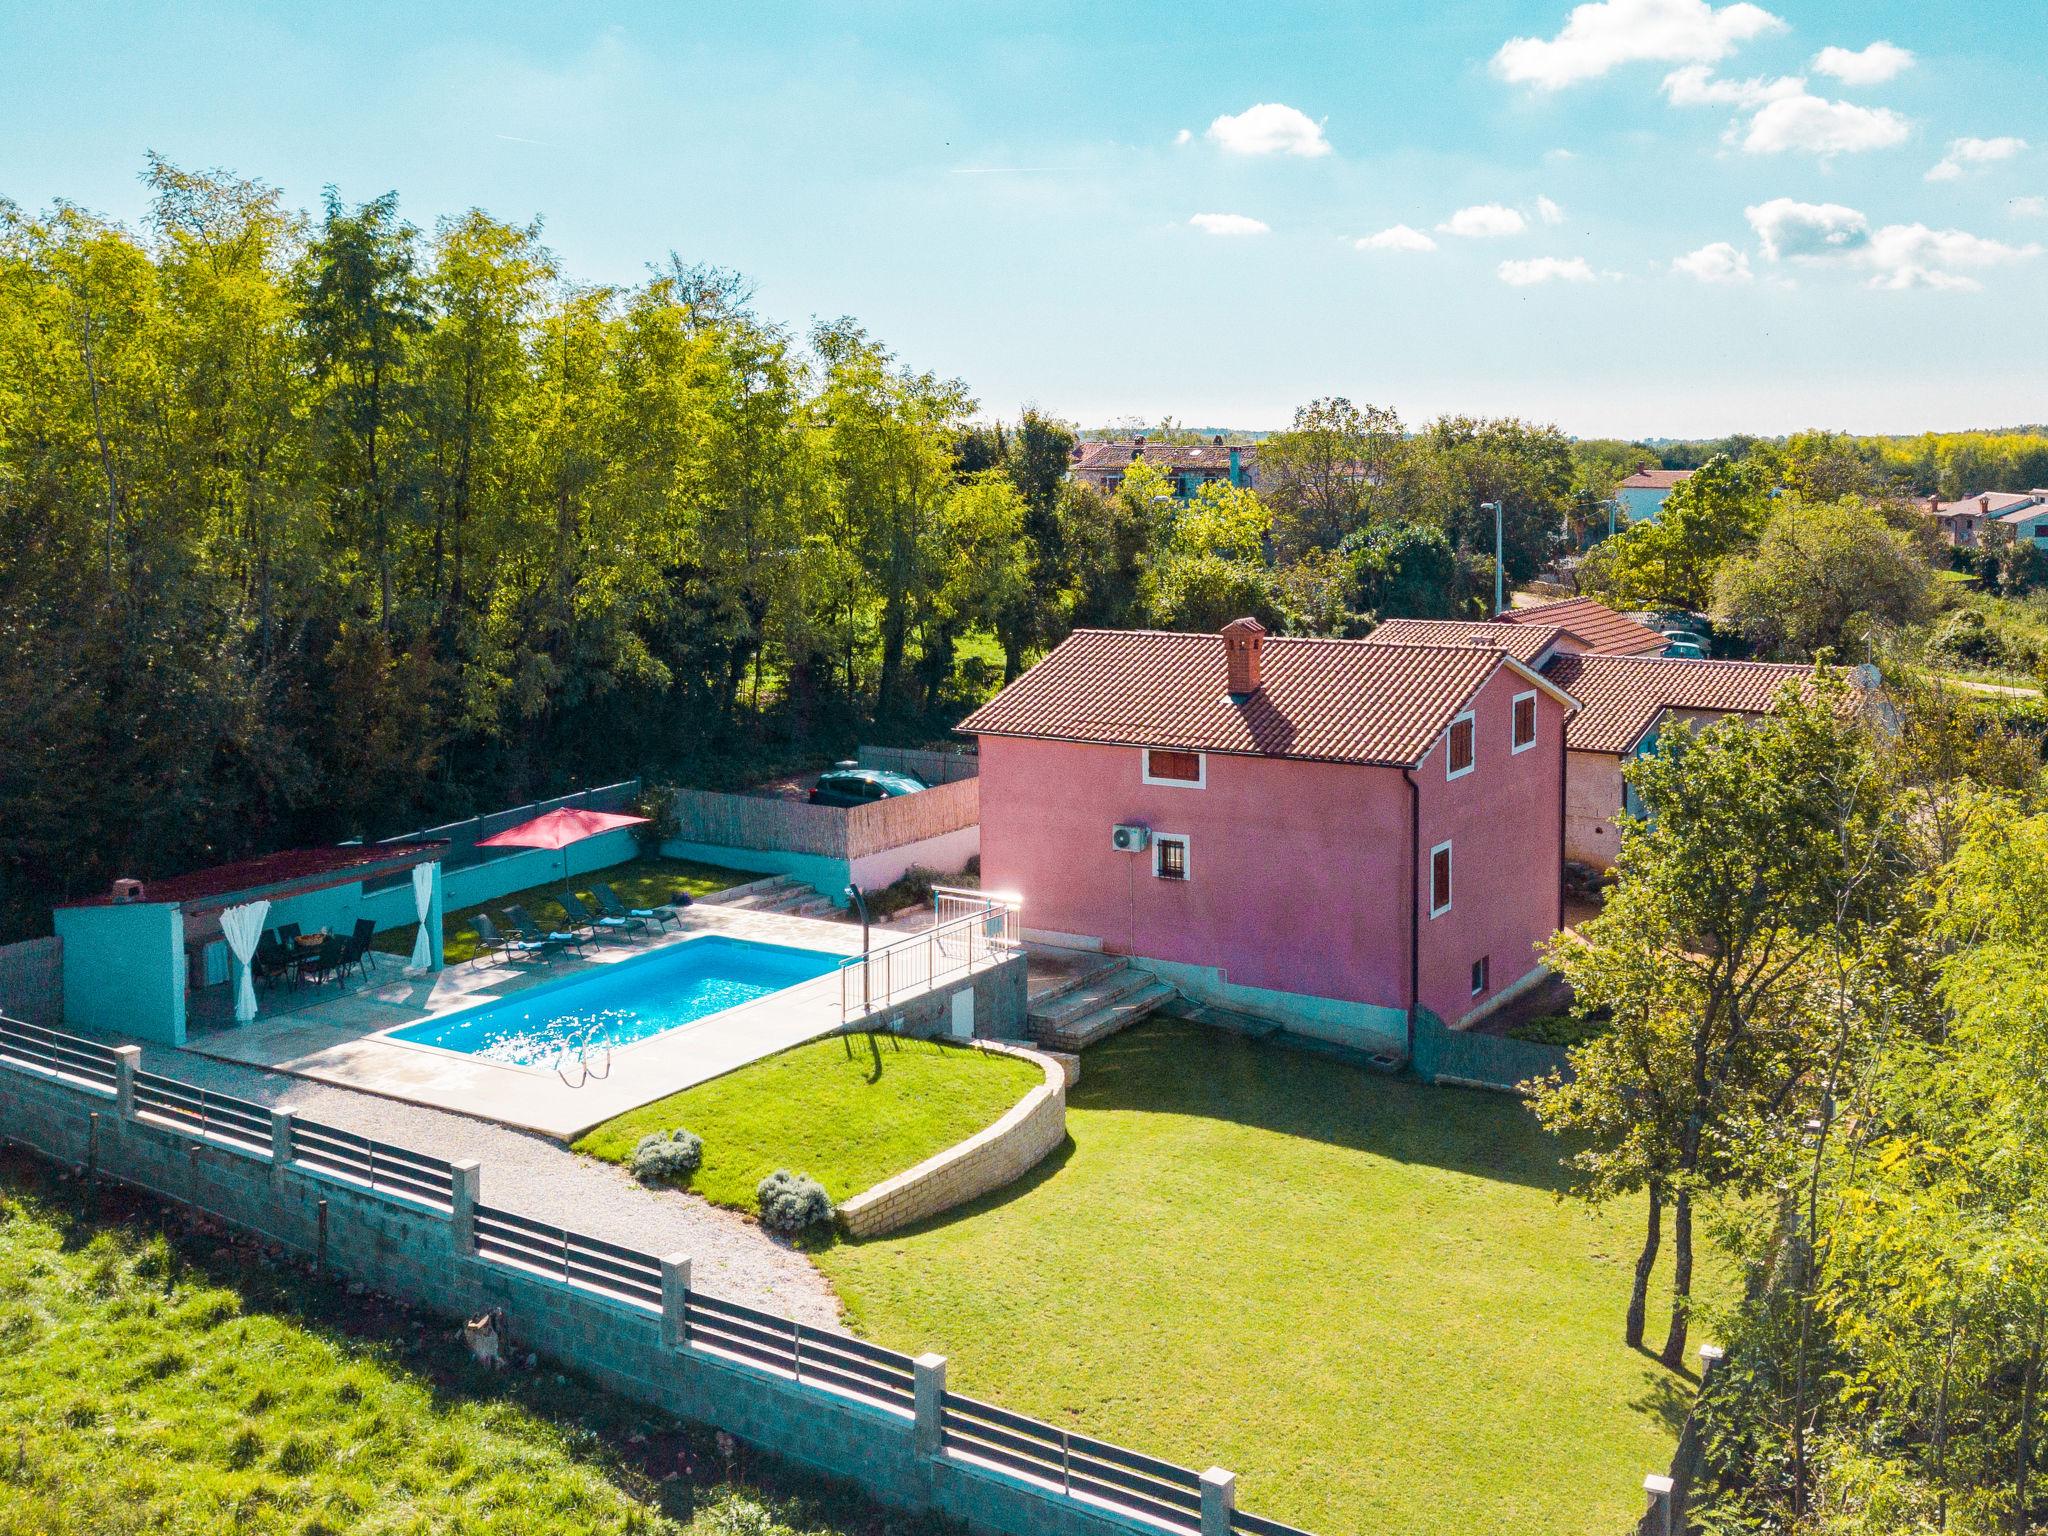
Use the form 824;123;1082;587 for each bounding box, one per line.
1745;197;1871;259
1926;136;2028;182
1671;241;1754;281
1660;63;1802;108
1536;195;1566;225
1498;255;1597;285
1356;224;1437;252
1811;42;1913;85
1545;147;1578;162
1438;203;1528;238
1738;91;1910;156
1205;103;1331;158
1744;196;2040;290
1492;0;1785;90
1188;212;1271;237
2012;195;2048;218
1174;128;1192;146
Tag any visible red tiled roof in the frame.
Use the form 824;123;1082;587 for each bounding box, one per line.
60;843;449;909
1618;468;1693;490
959;627;1562;768
1542;653;1822;754
1363;618;1566;666
1498;597;1668;656
1934;490;2046;519
1071;440;1255;474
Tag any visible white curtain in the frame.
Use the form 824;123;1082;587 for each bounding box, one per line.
408;863;437;972
219;899;271;1024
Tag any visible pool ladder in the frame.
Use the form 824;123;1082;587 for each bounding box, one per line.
555;1020;614;1088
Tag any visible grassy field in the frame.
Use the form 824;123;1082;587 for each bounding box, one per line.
817;1019;1705;1536
374;854;750;966
574;1035;1042;1213
0;1151;954;1536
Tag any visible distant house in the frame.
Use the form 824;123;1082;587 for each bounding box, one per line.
1613;466;1694;526
1924;490;2048;548
1068;436;1257;500
961;617;1577;1049
1494;596;1670;657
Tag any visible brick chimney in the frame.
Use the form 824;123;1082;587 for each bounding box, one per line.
1221;617;1266;697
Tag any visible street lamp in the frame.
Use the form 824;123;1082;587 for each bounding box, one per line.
1480;501;1504;616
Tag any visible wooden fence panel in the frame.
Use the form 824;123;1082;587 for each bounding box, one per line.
668;789;850;857
846;777;979;860
857;745;979;784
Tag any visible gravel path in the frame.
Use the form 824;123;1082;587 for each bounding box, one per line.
134;1043;844;1330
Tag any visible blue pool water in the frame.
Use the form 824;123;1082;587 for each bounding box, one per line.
390;936;841;1068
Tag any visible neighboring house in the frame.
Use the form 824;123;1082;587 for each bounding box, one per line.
1612;466;1694;526
1496;596;1670;657
1068;436;1257;500
960;617;1577;1050
1924;490;2048;548
1540;652;1822;870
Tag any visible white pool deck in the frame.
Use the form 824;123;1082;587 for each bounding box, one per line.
179;904;890;1139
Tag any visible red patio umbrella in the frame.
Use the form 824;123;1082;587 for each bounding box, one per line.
475;807;650;898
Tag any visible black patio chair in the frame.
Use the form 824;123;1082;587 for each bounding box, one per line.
275;922;302;948
597;881;682;932
341;918;378;982
505;904;586;957
252;933;293;989
562;890;642;941
296;934;347;988
472;913;551;968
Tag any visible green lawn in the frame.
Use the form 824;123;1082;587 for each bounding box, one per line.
816;1019;1704;1536
374;854;751;966
0;1151;954;1536
575;1034;1042;1213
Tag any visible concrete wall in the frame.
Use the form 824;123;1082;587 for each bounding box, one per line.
0;1052;1187;1536
0;936;62;1026
52;901;185;1044
357;829;639;927
838;1043;1067;1238
1412;668;1568;1029
664;823;980;904
1565;750;1627;869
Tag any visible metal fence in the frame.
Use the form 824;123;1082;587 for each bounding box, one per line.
839;896;1020;1021
0;1015;1320;1536
0;1015;118;1090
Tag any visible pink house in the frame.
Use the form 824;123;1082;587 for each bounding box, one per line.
960;618;1576;1052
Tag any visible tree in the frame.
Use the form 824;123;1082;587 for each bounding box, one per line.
1532;679;1899;1364
1260;396;1401;559
1578;454;1769;612
1713;498;1935;661
1346;521;1459;619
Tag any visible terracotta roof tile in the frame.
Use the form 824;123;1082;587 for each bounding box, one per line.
1498;597;1668;656
1363;618;1566;666
960;628;1539;768
60;843;450;909
1618;468;1693;490
1071;441;1255;474
1542;653;1823;754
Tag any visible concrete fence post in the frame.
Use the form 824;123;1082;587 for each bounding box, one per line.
913;1353;947;1456
1698;1342;1724;1381
112;1045;141;1119
1199;1466;1237;1536
449;1161;481;1255
1643;1473;1676;1536
660;1254;691;1348
268;1108;296;1184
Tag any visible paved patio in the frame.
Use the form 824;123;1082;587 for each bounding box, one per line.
181;903;872;1139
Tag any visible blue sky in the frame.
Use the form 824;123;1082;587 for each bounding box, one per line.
4;1;2045;437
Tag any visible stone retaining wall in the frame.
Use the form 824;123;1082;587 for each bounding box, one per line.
839;1042;1071;1239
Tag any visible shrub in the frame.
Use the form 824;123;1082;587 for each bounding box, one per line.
629;1129;703;1187
756;1171;833;1237
1508;1012;1611;1048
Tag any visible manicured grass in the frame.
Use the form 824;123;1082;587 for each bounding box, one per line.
816;1018;1707;1536
374;854;750;966
574;1034;1042;1213
0;1151;956;1536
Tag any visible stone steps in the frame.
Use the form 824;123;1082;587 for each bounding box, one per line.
1027;960;1176;1051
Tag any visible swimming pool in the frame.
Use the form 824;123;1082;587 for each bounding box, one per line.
389;936;842;1068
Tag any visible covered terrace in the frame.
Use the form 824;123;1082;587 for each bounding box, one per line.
52;843;447;1046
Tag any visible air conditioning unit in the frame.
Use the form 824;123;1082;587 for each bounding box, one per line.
1111;824;1150;853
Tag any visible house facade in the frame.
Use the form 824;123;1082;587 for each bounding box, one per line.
1924;490;2048;547
962;619;1575;1050
1613;467;1694;526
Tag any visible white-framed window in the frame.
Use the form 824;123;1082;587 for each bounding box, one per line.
1511;690;1538;754
1471;955;1490;996
1429;840;1453;917
1141;747;1206;788
1445;712;1476;780
1154;833;1192;882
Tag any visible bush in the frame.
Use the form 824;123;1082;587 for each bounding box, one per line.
756;1171;833;1236
629;1129;702;1186
1508;1012;1611;1048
